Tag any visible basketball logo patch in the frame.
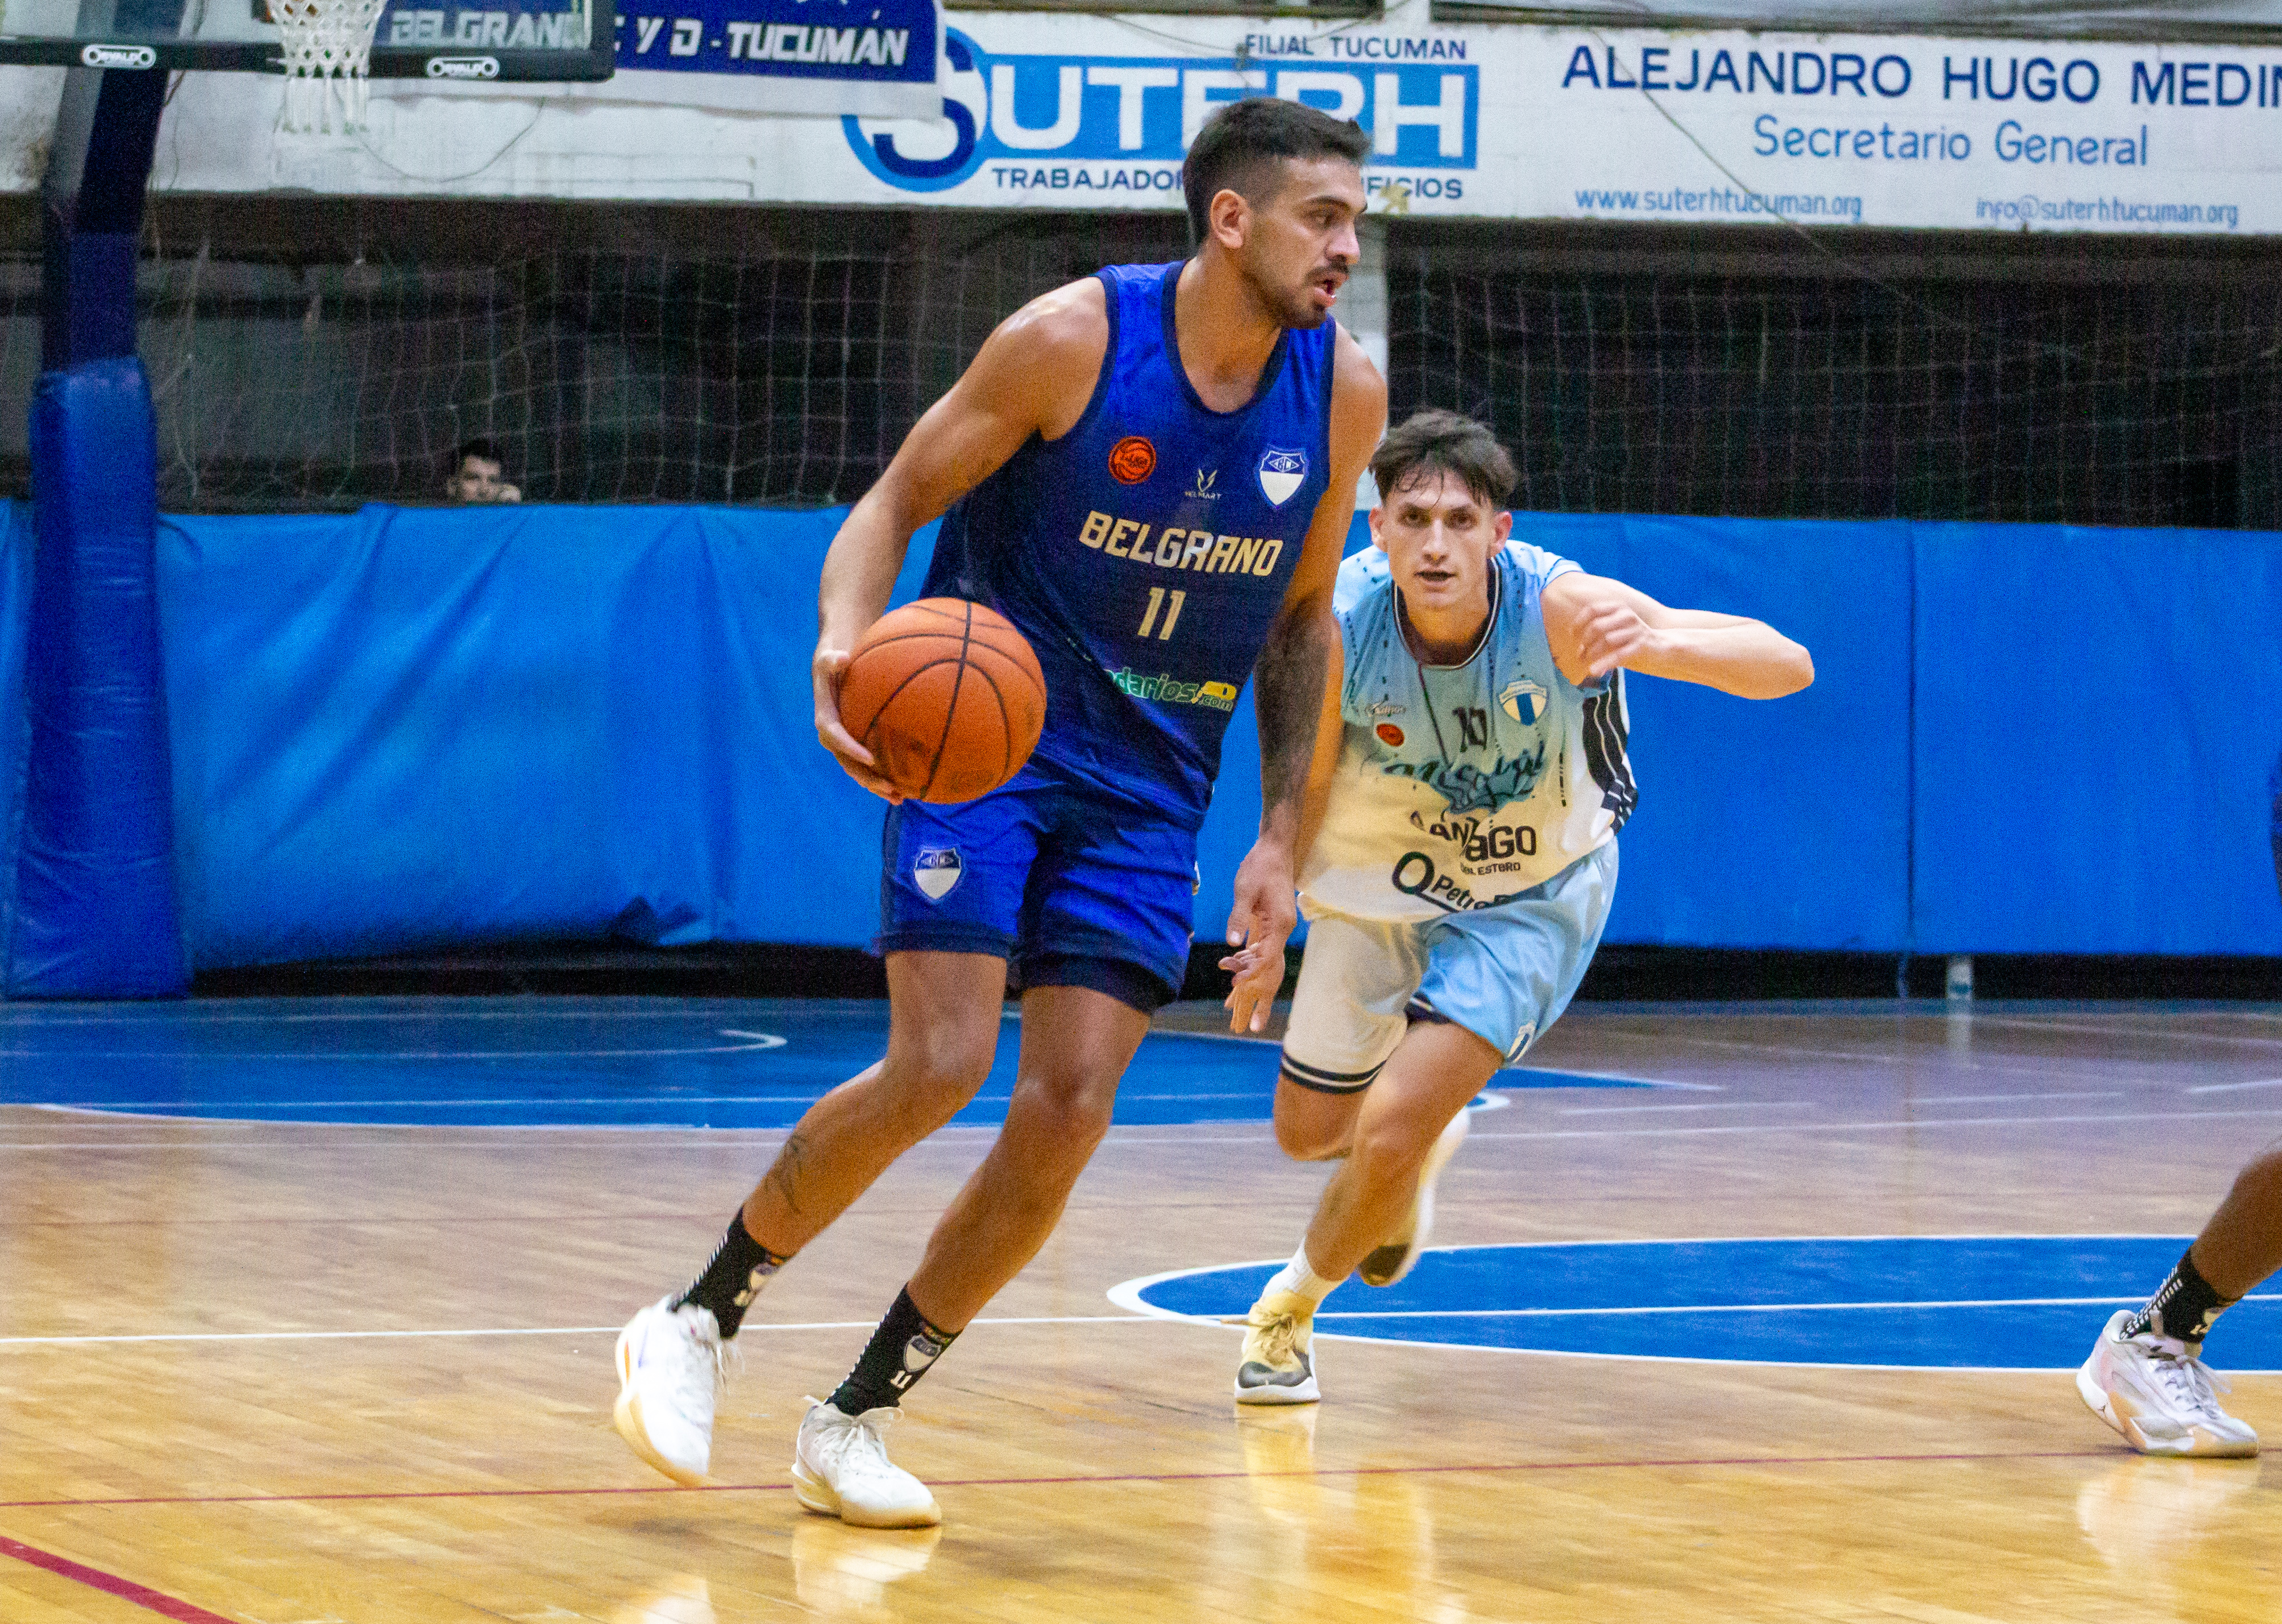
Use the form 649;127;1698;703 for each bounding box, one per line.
914;847;962;902
1376;723;1405;747
1257;447;1307;506
1108;435;1157;485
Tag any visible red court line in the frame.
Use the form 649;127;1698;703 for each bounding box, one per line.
0;1447;2119;1512
0;1533;239;1622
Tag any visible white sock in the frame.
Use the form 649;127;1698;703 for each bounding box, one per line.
1265;1240;1340;1307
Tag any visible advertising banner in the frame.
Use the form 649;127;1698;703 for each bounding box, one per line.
583;0;942;115
1450;0;2282;43
719;11;2282;232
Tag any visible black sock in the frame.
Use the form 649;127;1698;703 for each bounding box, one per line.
828;1286;959;1415
674;1211;787;1339
2122;1246;2237;1343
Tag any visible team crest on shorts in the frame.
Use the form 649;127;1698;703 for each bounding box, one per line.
914;847;962;902
1500;679;1547;726
1256;447;1307;506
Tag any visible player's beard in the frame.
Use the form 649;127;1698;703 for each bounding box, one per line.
1241;253;1332;331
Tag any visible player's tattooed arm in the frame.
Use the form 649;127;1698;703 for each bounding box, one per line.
1541;573;1815;699
813;277;1111;797
1223;330;1385;1035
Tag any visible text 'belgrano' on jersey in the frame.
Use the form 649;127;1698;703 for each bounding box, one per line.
921;261;1335;830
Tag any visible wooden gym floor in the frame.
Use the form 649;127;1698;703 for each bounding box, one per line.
3;997;2281;1623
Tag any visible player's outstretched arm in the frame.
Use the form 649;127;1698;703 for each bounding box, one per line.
812;279;1110;798
1223;330;1386;1033
1540;572;1813;699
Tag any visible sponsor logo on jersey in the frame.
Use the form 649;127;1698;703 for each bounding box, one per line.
1367;700;1406;718
914;847;962;901
1113;669;1239;711
1500;678;1547;726
1257;447;1308;506
1189;468;1220;500
1390;851;1535;914
1381;745;1548;816
1108;435;1156;485
1376;722;1405;746
1075;511;1285;577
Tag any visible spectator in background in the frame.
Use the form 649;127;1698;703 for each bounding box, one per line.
446;438;521;504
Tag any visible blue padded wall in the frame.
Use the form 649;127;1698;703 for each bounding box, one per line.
1;501;2276;980
1526;514;1913;952
1913;524;2282;955
0;501;33;964
7;360;186;996
159;503;935;970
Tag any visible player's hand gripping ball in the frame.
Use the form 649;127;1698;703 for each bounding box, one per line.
838;599;1048;803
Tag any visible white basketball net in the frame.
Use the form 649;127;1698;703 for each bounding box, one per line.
275;0;390;135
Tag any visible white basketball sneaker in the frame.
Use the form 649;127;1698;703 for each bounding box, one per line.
792;1398;942;1528
614;1296;726;1486
1360;1106;1470;1288
1233;1287;1321;1405
2077;1309;2259;1458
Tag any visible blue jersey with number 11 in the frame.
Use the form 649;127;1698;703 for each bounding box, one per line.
921;260;1337;831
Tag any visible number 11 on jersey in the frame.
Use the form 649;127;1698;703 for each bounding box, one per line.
1138;588;1186;640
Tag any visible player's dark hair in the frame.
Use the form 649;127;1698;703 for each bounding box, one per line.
451;436;506;474
1181;97;1369;243
1370;410;1518;510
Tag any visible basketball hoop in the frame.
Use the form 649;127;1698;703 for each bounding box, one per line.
273;0;389;135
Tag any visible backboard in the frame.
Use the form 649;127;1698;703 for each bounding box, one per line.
0;0;614;80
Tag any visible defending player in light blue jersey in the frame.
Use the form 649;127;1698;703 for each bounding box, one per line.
1231;411;1814;1405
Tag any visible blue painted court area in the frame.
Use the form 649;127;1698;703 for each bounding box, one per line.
0;998;1649;1129
1122;1237;2282;1372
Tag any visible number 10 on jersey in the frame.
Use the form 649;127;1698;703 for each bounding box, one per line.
1138;588;1186;640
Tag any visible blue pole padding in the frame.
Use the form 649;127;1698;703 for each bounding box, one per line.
6;356;186;997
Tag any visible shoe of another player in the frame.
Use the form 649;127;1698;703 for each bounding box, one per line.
2077;1309;2259;1459
1360;1106;1470;1288
614;1296;725;1486
792;1398;943;1528
1234;1286;1321;1405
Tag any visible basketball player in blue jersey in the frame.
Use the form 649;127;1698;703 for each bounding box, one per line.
1227;411;1813;1405
611;97;1386;1526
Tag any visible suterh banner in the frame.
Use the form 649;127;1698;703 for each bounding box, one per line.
585;0;942;115
1448;0;2282;43
714;11;2282;232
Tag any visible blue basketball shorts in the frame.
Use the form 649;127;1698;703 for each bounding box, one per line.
1279;841;1618;1093
879;763;1199;1012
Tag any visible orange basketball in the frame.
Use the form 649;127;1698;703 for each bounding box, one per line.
838;598;1047;803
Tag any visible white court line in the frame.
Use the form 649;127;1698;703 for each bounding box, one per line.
1971;1015;2282;1051
16;1089;1281;1111
1507;1068;1722;1092
1662;1034;2175;1084
0;1038;788;1062
2185;1077;2282;1096
1558;1100;1811;1117
1469;1106;2282;1142
0;1005;816;1028
0;1314;1157;1348
1907;1090;2124;1105
1313;1293;2282;1319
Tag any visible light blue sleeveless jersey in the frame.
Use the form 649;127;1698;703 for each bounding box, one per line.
1300;541;1637;922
